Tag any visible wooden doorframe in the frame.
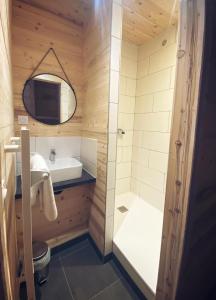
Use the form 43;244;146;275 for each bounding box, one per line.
156;0;205;299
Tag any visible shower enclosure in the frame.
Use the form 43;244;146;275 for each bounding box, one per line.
112;2;178;298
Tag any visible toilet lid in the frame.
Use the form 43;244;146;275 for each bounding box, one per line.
33;241;48;261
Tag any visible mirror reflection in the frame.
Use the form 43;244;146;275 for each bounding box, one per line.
23;74;77;125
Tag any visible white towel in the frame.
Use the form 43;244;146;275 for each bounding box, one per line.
31;153;58;221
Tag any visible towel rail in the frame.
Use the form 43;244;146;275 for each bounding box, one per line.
21;128;36;300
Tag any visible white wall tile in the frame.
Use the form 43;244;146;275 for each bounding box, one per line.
106;189;115;217
132;163;165;191
138;26;177;61
170;65;176;88
121;40;138;61
81;138;97;165
109;103;118;133
118;113;134;130
80;137;97;177
153;89;174;112
105;215;114;254
149;151;168;173
137;57;149;78
135;95;154;113
108;133;117;162
136;68;172;96
117;130;133;147
121;57;137;79
134;112;170;132
111;37;121;71
116;162;131;179
111;3;122;39
132;147;149;167
142;132;170;153
117;146;132;163
107;162;116;189
140;182;165;211
119;95;135;113
35;137;81;160
116;177;131;194
110;70;120;103
149;43;177;74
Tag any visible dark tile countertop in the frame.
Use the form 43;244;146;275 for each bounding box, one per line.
15;170;96;200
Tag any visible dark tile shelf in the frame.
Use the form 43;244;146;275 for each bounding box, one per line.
15;170;96;200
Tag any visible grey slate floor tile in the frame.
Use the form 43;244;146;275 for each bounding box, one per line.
40;256;73;300
38;239;144;300
60;243;120;300
90;278;141;300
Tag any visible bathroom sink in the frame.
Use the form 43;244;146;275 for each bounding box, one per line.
46;157;83;183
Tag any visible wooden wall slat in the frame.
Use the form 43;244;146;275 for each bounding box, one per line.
0;0;19;298
82;0;112;254
156;1;205;299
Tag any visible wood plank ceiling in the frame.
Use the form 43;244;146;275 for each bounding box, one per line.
123;0;178;45
18;0;177;44
18;0;92;27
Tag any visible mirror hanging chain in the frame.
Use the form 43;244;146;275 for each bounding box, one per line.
28;47;72;86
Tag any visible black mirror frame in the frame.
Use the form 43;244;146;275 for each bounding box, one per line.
22;72;77;126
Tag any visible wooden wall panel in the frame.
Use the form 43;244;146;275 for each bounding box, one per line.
156;0;205;299
12;0;84;136
175;1;216;298
0;0;18;298
15;185;92;254
82;0;112;254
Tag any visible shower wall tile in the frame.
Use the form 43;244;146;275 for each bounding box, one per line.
132;147;149;166
149;43;177;74
118;113;134;130
116;41;138;196
141;131;170;153
136;68;172;96
121;41;138;61
134;112;170;132
138;26;177;61
117;146;132;163
116;162;132;179
116;178;131;195
135;95;154;113
153;89;174;112
149;151;169;173
137;57;149;78
131;26;177;211
117;130;133;147
121;57;137;79
119;95;135;113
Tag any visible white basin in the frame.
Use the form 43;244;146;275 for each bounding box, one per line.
46;157;82;183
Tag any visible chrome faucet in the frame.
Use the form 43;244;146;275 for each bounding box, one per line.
49;148;56;163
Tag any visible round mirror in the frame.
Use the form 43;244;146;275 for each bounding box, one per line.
22;73;77;125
